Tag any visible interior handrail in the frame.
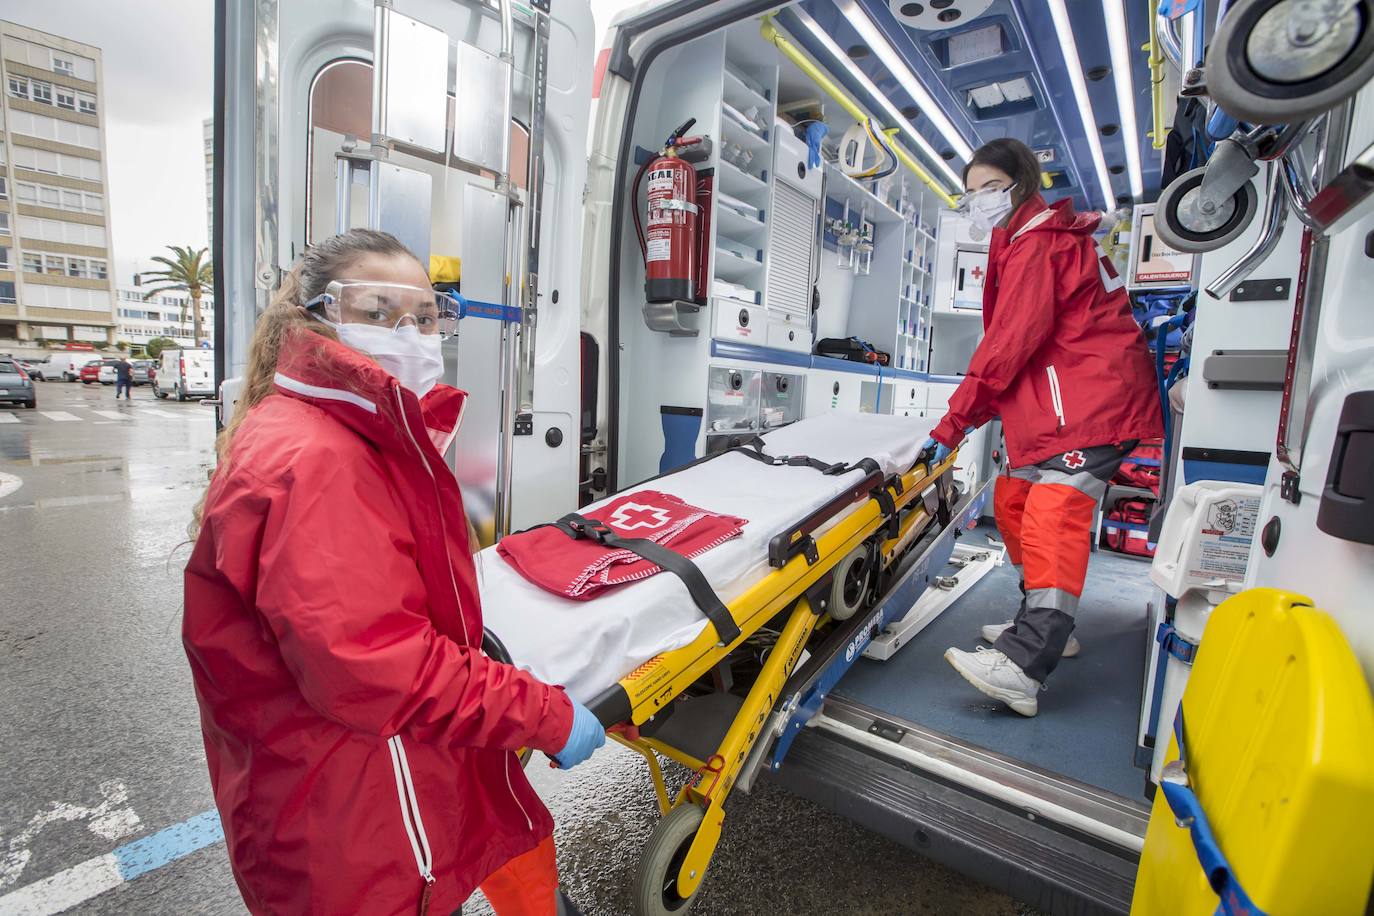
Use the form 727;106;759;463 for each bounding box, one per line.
759;16;958;208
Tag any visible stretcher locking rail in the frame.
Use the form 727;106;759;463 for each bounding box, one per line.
486;416;989;915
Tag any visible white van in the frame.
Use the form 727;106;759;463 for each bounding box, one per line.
40;351;99;381
154;347;215;401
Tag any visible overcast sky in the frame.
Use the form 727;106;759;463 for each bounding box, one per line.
1;0;641;285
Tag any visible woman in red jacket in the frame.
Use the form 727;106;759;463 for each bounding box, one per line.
925;139;1162;717
183;229;603;914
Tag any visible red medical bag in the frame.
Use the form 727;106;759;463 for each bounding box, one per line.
1113;441;1163;493
1102;497;1156;558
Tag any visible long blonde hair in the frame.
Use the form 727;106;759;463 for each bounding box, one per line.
191;229;420;536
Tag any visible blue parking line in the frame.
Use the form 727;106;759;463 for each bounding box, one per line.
112;810;224;881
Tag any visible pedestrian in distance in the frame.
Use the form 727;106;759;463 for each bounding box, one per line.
918;138;1162;717
182;229;600;916
113;355;133;400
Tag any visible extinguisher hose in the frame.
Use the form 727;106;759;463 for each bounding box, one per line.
631;157;653;261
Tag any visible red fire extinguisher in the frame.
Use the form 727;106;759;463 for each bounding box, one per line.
634;118;706;304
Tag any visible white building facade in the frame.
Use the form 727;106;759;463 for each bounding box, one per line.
116;284;215;352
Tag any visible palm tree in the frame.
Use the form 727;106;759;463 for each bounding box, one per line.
140;245;213;345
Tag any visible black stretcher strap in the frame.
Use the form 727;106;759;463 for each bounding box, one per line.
551;514;742;646
731;436;882;478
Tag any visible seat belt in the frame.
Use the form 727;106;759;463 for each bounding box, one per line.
1159;708;1268;916
549;514;742;646
1144;609;1198;752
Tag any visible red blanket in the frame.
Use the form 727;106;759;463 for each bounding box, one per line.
497;490;747;600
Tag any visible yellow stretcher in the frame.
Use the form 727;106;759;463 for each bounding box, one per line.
567;449;965;915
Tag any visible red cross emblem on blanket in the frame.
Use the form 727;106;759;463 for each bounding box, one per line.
1062;450;1087;470
609;501;672;531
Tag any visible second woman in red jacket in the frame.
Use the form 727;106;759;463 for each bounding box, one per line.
183;229;603;914
928;139;1162;717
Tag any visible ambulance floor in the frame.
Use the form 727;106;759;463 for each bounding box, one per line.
835;535;1154;802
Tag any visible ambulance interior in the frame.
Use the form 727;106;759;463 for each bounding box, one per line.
223;0;1374;910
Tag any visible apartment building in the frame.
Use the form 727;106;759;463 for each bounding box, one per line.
115;284;215;351
0;21;117;345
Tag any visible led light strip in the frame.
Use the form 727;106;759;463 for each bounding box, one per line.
791;6;964;190
1045;0;1116;208
1103;0;1143;198
835;0;975;163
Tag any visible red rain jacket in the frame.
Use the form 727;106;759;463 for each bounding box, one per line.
183;328;573;915
931;196;1162;466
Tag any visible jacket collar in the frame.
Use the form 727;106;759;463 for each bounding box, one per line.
272;326;467;457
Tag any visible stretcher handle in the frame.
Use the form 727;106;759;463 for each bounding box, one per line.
481;627;515;665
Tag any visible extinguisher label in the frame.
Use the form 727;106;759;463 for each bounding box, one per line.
646;237;672;262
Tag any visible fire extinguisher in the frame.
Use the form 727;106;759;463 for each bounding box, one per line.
633;118;707;304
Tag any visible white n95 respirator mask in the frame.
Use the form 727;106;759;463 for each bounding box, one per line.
963;185;1016;233
331;322;446;398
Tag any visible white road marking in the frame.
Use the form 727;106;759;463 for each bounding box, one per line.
90;410;131;421
0;853;123;916
0;472;21;499
0;781;141;889
0;413;19;423
37;412;81;422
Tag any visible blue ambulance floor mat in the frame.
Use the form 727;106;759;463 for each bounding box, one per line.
834;534;1152;801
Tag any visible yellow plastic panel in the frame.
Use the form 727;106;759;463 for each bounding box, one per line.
1132;588;1374;914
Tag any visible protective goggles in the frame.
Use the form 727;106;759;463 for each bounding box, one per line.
305;281;461;339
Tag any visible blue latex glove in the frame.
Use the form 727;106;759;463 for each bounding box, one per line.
804;122;829;169
551;699;606;769
919;435;952;467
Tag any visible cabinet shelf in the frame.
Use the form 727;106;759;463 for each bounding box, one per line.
722;68;770;113
721;112;770;155
716;203;767;239
714;247;765;284
719;159;769;198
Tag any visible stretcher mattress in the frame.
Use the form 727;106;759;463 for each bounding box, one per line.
479;412;938;702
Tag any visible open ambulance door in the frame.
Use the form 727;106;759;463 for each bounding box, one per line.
215;0;595;539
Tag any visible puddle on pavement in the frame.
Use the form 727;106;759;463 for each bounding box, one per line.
0;493;125;512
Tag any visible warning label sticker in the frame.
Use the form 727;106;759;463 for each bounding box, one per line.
646;237;671;263
1187;495;1261;585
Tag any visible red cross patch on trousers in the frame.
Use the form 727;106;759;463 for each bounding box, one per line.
497;490;747;600
1062;450;1087;470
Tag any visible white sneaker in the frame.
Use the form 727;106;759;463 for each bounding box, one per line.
979;621;1081;658
944;646;1042;717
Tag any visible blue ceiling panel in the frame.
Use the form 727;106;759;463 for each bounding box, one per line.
789;0;1162;211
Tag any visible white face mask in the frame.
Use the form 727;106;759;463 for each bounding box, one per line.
964;185;1016;232
330;321;446;398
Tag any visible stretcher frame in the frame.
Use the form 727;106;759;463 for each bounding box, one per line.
578;448;986;913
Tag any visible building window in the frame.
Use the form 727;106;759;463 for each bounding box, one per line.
0;282;14;304
22;252;43;273
15;183;36;204
67;257;88;278
61;190;83;210
0;247;9;269
91;259;108;279
30;80;53;104
8;77;28;100
55;88;76;111
78;93;97;115
0;177;7;200
39;186;61;207
44;254;66;274
52;55;76;77
0;212;8;234
85;193;104;213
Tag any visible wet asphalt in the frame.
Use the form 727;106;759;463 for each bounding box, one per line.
0;381;1024;915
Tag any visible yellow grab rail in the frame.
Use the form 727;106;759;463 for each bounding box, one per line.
1146;1;1168;151
759;16;959;208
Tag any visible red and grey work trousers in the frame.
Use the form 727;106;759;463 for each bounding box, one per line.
991;442;1134;682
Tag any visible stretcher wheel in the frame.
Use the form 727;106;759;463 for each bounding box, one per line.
1207;0;1374;124
1153;166;1259;254
634;803;707;915
828;545;872;622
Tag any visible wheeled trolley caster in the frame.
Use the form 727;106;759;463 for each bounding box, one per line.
1208;0;1374;124
634;803;710;915
1154;165;1260;253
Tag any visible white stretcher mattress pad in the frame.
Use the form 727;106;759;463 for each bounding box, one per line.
480;412;938;702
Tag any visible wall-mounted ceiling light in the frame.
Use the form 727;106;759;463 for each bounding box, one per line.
1103;0;1144;199
1044;0;1115;208
791;6;964;189
836;0;975;163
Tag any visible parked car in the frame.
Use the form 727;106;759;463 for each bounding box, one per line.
155;348;215;401
79;360;103;384
132;360;155;386
42;352;100;381
96;357;123;385
0;357;36;408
